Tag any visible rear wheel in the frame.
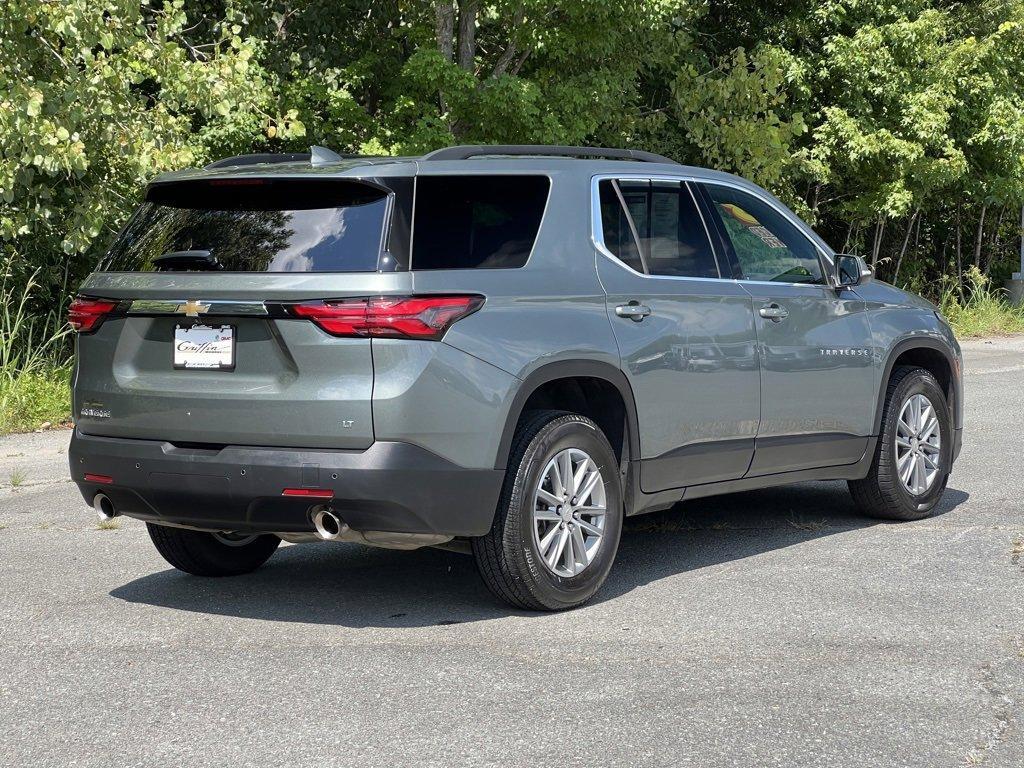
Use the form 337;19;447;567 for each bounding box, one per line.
472;410;623;611
147;523;280;576
849;366;951;521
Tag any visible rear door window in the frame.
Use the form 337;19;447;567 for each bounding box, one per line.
102;178;393;273
597;179;719;278
598;180;645;273
411;175;550;270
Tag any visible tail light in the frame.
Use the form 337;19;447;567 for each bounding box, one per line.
288;295;484;340
68;297;119;333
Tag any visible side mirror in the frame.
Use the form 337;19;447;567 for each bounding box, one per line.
835;254;872;288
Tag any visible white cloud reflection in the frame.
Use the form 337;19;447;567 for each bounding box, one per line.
269;208;348;272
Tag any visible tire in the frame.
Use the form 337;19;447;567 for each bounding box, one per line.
146;523;280;576
472;410;624;611
849;365;951;521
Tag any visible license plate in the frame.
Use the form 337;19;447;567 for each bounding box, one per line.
173;324;235;370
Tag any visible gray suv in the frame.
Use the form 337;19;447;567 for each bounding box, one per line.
68;144;963;610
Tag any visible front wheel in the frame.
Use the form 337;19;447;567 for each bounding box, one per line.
472;410;624;611
147;523;280;576
849;366;951;521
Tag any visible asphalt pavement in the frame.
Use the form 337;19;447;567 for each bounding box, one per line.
1;337;1022;767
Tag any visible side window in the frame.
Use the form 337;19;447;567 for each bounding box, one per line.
598;180;644;273
702;183;822;284
411;175;550;270
597;179;719;278
646;182;718;278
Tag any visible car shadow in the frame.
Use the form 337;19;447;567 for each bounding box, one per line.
110;481;969;627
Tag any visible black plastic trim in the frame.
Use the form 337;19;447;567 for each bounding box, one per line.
875;337;961;434
640;437;756;492
627;436;879;515
746;432;869;476
681;437;878;501
493;360;641;471
69;430;503;537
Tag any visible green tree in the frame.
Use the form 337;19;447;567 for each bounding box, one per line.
0;0;278;305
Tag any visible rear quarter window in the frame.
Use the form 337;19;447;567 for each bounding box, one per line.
411;175;550;270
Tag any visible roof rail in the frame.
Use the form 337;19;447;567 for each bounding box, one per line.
420;144;679;165
204;145;346;170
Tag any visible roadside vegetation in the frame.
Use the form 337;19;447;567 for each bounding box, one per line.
0;263;71;434
1;1;1024;434
941;268;1024;338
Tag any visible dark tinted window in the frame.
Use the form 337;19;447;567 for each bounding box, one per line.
411;175;549;270
703;183;822;283
598;180;644;272
599;179;719;278
102;179;390;272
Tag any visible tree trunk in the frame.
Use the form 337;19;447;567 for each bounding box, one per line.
492;4;526;78
870;216;885;268
987;206;1006;275
841;221;854;254
434;1;455;62
955;203;963;292
913;208;922;254
973;203;987;270
893;207;919;284
457;0;478;71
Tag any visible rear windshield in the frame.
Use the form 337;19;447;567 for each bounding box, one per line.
101;179;391;272
411;175;549;269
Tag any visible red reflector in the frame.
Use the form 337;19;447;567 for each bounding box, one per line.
289;295;483;340
68;297;118;333
84;473;114;484
281;488;334;498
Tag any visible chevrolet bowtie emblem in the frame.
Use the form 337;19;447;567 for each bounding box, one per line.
177;300;211;317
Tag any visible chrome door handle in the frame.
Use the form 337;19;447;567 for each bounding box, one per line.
615;303;652;321
758;303;789;322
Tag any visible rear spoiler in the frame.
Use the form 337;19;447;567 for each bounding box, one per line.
204;145;347;169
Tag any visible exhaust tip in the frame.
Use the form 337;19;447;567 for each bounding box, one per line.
93;493;118;521
312;507;345;540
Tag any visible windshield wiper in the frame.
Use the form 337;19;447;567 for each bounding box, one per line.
153;250;222;271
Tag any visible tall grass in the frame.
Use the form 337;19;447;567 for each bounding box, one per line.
0;263;72;433
939;266;1024;338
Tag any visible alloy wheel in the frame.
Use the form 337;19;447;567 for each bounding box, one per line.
532;448;607;577
895;393;942;495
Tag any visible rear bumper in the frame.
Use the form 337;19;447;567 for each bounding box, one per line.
69;430;503;536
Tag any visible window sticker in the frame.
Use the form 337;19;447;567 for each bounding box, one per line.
719;203;786;249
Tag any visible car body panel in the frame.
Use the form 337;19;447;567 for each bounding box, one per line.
594;254;760;491
854;280;963;432
740;282;875;475
73;315;376;449
370;339;520;470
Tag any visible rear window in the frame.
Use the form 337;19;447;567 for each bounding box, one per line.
101;179;392;272
411;175;550;270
